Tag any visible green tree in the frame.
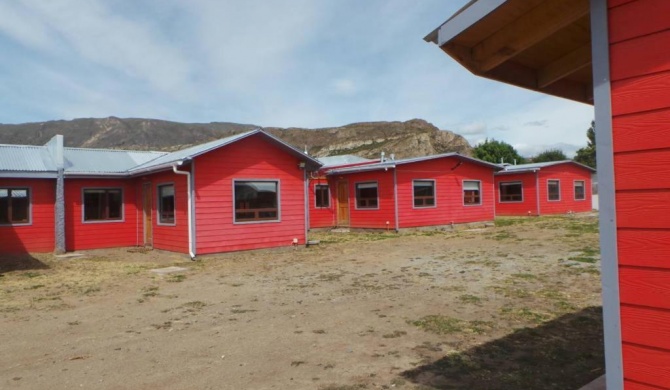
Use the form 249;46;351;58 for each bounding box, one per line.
472;138;526;164
574;120;596;168
532;148;567;163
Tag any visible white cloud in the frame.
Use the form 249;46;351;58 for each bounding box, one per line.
331;78;358;96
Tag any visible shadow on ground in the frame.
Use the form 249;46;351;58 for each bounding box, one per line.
402;306;604;390
0;254;49;274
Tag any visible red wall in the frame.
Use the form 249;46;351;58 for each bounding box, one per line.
538;164;592;214
64;178;139;251
331;170;396;229
608;0;670;387
396;158;495;228
308;176;336;228
140;171;189;253
494;172;539;216
0;179;55;253
193;134;307;254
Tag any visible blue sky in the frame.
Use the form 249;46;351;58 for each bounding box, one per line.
0;0;594;157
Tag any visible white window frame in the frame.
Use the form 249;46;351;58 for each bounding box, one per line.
355;181;379;210
462;180;482;206
157;183;176;226
499;181;524;203
314;184;330;209
233;179;281;224
412;179;437;209
574;180;586;201
0;187;32;226
82;187;125;224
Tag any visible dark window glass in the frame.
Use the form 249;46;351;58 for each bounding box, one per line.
548;180;560;201
234;181;279;222
83;189;123;221
413;180;435;207
315;185;330;208
356;182;378;209
0;188;30;224
158;184;175;224
574;181;585;200
463;181;481;205
499;182;523;202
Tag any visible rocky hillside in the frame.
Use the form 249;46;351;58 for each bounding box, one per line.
0;117;472;158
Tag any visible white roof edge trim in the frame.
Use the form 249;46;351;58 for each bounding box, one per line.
436;0;507;46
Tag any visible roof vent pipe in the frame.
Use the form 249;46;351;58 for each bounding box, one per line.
381;152;385;163
172;162;196;260
390;153;395;161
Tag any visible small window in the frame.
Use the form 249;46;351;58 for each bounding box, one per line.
234;181;279;222
315;184;330;208
548;180;560;201
356;182;378;209
499;182;523;202
413;180;435;207
83;189;122;221
574;181;585;200
158;184;175;224
463;181;481;205
0;188;30;224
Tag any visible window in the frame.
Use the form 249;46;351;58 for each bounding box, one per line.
548;180;560;201
574;181;585;200
499;182;523;202
463;181;481;205
356;182;378;209
234;181;279;222
413;180;435;207
83;189;123;221
315;184;330;208
158;184;175;224
0;188;30;224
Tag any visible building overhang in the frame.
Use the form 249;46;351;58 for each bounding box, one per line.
425;0;593;105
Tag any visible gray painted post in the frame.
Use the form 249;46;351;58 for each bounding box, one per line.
590;0;624;388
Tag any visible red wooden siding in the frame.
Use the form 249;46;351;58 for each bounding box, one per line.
193;134;307;254
396;158;494;227
0;179;55;253
64;179;139;251
494;172;539;216
143;171;189;253
308;176;336;228
609;1;670;387
334;170;395;229
537;164;592;214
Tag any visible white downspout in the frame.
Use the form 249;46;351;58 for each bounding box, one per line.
173;162;195;259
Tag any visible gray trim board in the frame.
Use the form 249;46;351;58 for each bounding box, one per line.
432;0;506;45
590;0;624;388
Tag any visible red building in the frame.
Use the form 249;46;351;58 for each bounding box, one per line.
426;0;670;388
0;130;321;257
309;154;502;230
495;161;594;216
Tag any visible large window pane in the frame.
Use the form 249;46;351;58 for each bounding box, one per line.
84;189;123;221
158;184;175;224
0;188;30;224
315;185;330;208
356;182;378;209
548;180;560;201
463;181;481;205
500;182;523;202
413;180;435;207
574;181;585;200
235;181;279;222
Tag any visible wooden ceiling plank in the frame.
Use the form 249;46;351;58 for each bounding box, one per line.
537;43;592;88
472;0;589;72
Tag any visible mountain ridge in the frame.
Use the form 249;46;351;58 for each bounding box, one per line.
0;117;472;159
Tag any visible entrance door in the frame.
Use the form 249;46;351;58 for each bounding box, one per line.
337;181;350;226
142;182;153;247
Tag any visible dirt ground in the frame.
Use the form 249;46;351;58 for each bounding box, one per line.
0;215;603;390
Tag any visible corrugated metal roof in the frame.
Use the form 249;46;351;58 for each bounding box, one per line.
499;160;596;173
0;144;56;172
318;155;373;168
64;148;166;174
326;153;502;175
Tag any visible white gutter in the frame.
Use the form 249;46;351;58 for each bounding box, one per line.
172;162;195;259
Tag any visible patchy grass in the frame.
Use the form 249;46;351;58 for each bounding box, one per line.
410;315;493;335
